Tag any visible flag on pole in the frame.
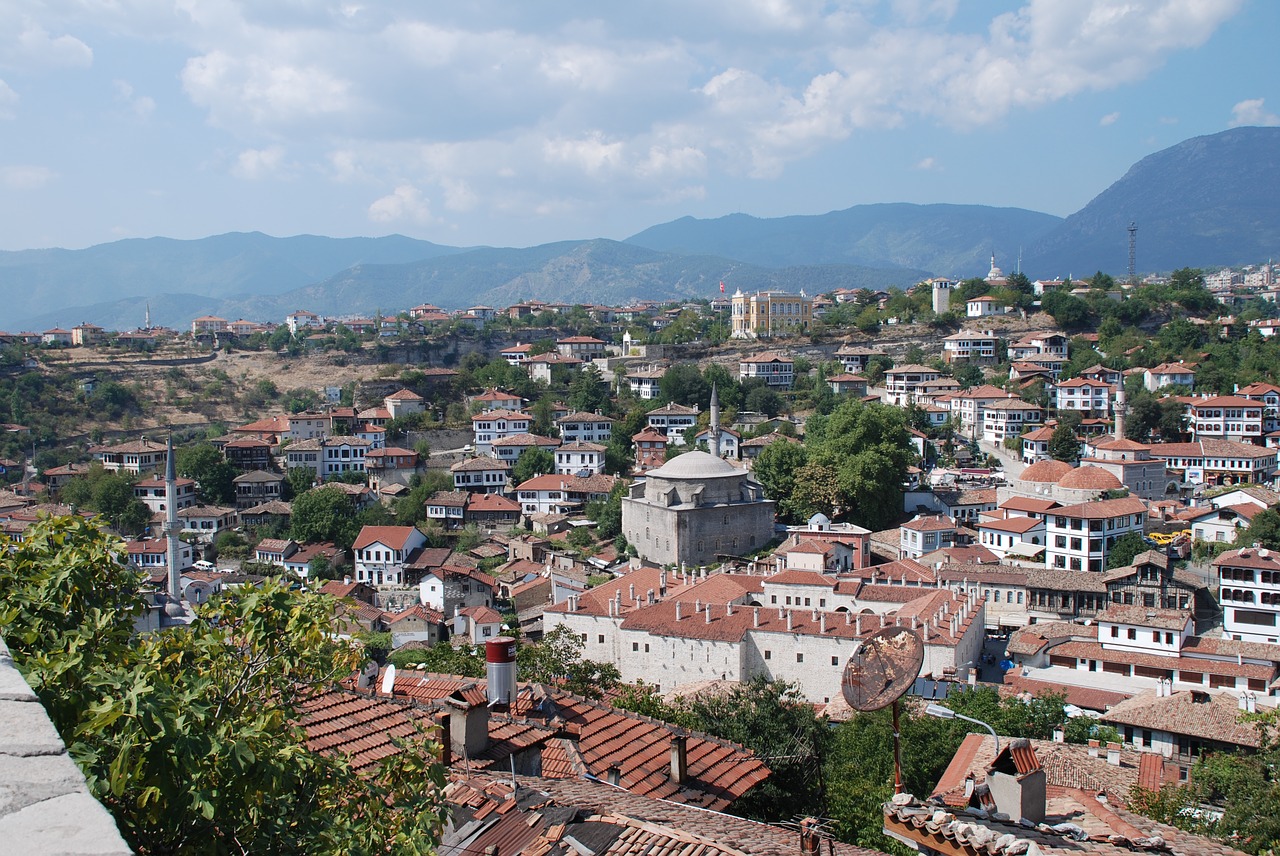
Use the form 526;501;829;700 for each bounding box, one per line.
719;281;725;293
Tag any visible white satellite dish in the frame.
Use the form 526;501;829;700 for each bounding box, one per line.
380;664;396;695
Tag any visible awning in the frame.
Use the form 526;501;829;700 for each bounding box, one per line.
1006;542;1047;558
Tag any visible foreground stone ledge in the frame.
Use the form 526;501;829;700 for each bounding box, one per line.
0;638;132;855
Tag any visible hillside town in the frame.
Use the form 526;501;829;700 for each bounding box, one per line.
7;259;1280;855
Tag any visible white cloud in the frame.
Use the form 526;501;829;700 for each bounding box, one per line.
543;133;625;176
3;22;92;69
182;50;354;130
914;157;938;171
1;165;55;189
232;146;287;180
1100;111;1120;126
368;184;432;224
1230;98;1280;127
113;80;155;119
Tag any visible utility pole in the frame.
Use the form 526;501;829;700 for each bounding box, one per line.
1127;222;1138;285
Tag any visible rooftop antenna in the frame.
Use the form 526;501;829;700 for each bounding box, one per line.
841;626;925;795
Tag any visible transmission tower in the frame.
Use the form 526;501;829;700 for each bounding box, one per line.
1127;221;1138;284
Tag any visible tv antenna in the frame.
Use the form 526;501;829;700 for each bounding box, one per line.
1127;222;1138;285
841;626;925;794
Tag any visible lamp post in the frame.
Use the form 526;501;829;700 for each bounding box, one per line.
924;703;1000;754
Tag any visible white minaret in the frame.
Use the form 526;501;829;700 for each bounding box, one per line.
1114;387;1127;442
709;384;721;458
164;432;181;600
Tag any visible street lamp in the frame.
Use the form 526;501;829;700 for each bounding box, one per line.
924;703;1000;754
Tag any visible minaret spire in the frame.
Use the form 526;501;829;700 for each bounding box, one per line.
164;431;181;600
709;384;721;458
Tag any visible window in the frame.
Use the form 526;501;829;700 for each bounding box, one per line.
632;642;639;651
831;656;839;666
644;644;650;653
764;650;771;660
796;653;804;663
1127;628;1137;640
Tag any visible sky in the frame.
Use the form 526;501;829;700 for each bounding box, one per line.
0;0;1276;252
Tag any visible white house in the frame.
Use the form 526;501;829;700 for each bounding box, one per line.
739;352;795;389
1143;363;1197;393
352;525;428;587
1215;547;1280;644
646;403;699;444
450;456;511;493
555;441;607;475
556;411;614;444
1045;496;1147;574
471;409;532;454
966;296;1006;318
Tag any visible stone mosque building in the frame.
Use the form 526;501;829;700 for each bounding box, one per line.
621;387;776;567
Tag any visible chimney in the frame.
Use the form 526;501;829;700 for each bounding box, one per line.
786;611;794;631
819;613;826;633
675;601;683;621
607;766;621;787
1106;742;1121;766
705;605;711;624
445;698;490;761
439;714;453;766
753;607;760;627
1239;694;1248;711
659;571;668;596
799;818;821;856
629;583;636;602
343;576;351;585
855;615;862;635
670;733;689;784
695;599;702;612
1088;739;1099;758
1247;694;1258;714
726;603;734;616
1053;727;1064;743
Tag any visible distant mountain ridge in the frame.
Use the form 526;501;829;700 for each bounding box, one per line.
625;203;1063;276
1024;126;1280;274
5;127;1278;329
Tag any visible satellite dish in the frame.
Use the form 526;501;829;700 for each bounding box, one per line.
841;626;925;712
380;664;396;696
356;660;379;690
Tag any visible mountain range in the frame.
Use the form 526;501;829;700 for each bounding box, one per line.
3;127;1277;331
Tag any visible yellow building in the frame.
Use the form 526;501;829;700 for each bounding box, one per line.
730;290;812;339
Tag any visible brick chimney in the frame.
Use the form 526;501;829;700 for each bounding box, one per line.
670;732;688;784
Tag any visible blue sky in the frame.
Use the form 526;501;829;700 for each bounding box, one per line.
0;0;1275;252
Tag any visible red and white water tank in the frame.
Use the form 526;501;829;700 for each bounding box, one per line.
486;637;517;707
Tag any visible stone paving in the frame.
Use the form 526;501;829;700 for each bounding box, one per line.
0;637;132;855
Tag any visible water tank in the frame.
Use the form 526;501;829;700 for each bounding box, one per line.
486;637;517;707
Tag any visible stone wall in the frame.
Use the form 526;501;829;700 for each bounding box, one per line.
0;637;132;854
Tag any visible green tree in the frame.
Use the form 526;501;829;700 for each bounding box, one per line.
177;442;240;506
585;480;626;540
1240;509;1280;551
388;641;485;675
512;447;555;486
1048;423;1081;463
1041;289;1091;330
744;385;784;417
0;515;447;855
1106;531;1150;569
752;440;808;510
659;364;708;407
567;366;610;413
284;466;316;499
290;485;361;549
517;625;619;698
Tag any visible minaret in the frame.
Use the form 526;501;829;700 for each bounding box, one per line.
1114;388;1127;442
709;384;721;458
164;432;181;600
145;302;151;330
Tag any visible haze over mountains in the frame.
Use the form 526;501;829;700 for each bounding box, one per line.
4;127;1277;332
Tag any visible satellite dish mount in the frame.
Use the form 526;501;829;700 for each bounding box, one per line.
840;626;925;794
